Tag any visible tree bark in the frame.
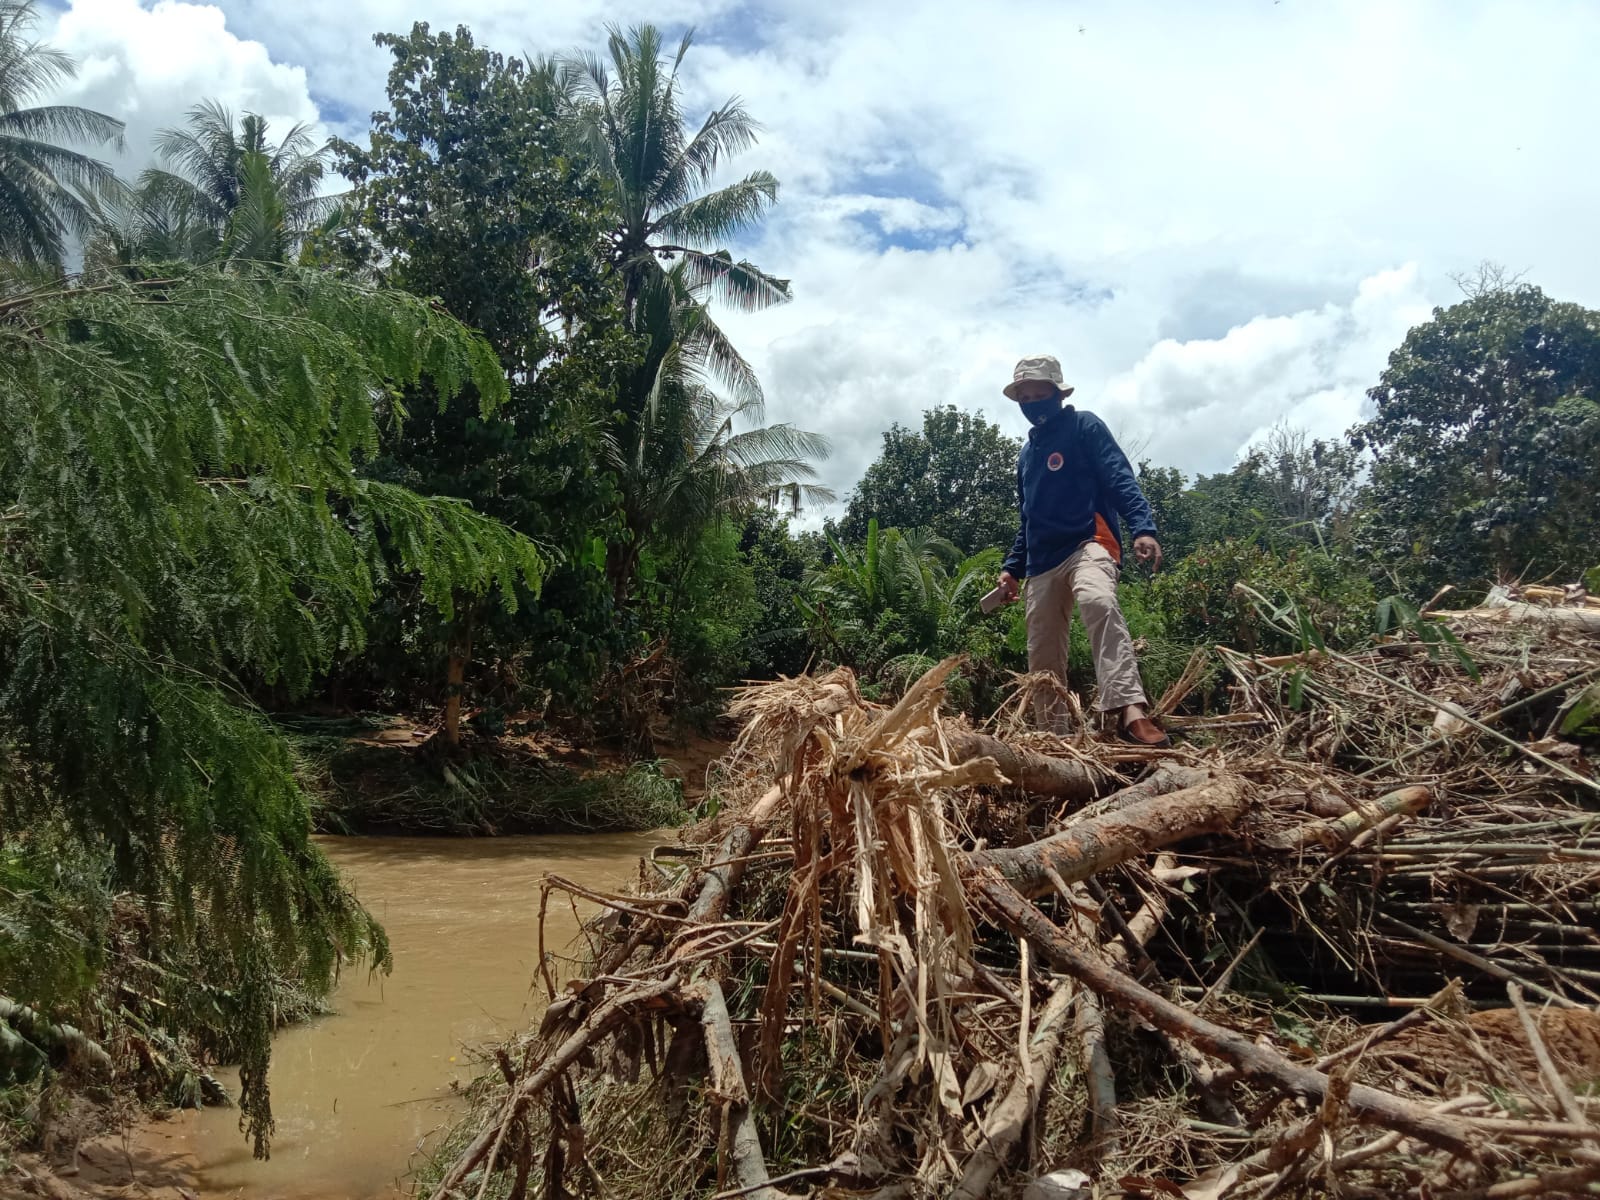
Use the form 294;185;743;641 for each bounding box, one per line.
976;875;1479;1160
941;727;1101;800
687;979;787;1200
967;774;1251;899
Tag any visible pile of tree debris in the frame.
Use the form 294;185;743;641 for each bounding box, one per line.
428;590;1600;1199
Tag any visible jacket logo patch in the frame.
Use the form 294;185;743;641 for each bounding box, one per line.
1046;451;1064;471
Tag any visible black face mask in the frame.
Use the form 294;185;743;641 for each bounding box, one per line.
1019;394;1062;426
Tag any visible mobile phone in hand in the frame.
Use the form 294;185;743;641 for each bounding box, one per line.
980;586;1008;615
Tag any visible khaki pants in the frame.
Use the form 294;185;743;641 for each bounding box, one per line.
1024;541;1147;732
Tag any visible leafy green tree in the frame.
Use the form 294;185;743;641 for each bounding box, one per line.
1136;426;1360;567
334;24;634;737
1148;540;1375;654
0;265;541;1153
839;406;1022;556
1135;462;1199;561
0;0;123;266
1250;425;1362;546
1354;283;1600;589
737;508;817;680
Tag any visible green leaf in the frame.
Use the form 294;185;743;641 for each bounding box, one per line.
1560;683;1600;737
1288;669;1307;711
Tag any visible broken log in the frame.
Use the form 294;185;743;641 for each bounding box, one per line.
1276;785;1432;851
968;774;1251;899
688;784;785;926
942;726;1101;800
976;875;1480;1159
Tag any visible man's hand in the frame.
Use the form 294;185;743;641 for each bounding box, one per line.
1132;535;1163;573
997;570;1020;602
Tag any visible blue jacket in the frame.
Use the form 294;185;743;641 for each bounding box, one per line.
1003;406;1157;579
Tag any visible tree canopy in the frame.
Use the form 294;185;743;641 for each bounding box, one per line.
0;264;540;1151
1355;283;1600;588
838;405;1021;556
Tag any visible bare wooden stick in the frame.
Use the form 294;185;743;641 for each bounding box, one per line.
686;979;788;1200
949;979;1076;1200
977;874;1479;1159
1506;982;1588;1129
1066;885;1119;1149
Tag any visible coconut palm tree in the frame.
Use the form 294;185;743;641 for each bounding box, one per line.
604;265;832;603
91;101;334;266
563;24;787;414
0;0;123;267
565;24;789;326
559;31;827;603
144;102;331;233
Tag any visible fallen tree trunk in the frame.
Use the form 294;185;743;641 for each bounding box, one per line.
941;727;1101;800
1057;762;1213;827
967;774;1251;899
976;875;1479;1160
1433;603;1600;635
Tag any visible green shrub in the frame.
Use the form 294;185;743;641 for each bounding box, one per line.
1148;540;1375;655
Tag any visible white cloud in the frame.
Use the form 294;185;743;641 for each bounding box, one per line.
47;0;324;178
34;0;1600;525
1104;265;1436;470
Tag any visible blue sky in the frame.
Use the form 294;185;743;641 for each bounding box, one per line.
43;0;1600;515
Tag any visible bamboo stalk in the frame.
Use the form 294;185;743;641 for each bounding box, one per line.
1379;918;1580;1008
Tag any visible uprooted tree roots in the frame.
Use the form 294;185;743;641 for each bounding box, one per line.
428;608;1600;1200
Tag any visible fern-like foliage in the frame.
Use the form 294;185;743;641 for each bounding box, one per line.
0;264;542;1154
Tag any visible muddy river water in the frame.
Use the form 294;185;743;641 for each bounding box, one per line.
154;831;663;1198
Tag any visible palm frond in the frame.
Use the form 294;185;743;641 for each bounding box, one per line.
654;171;778;245
0;104;123;149
676;247;791;311
664;100;761;195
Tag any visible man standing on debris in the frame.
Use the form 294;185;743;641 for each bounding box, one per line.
997;354;1171;747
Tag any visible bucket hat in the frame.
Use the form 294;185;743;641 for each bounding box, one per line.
1002;354;1075;402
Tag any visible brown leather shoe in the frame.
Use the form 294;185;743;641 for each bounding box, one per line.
1119;716;1172;748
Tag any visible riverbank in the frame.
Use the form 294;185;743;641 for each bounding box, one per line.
6;830;666;1200
297;717;721;837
